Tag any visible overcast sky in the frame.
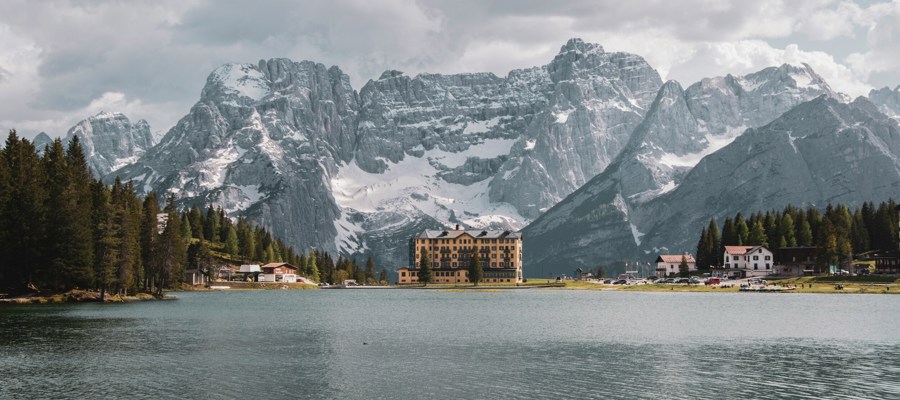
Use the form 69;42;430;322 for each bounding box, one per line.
1;0;898;139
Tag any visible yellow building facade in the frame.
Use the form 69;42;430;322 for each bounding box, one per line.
397;228;523;284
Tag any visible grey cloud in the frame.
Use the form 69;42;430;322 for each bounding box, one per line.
0;0;893;137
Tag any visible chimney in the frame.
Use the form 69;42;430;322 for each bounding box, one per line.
455;224;460;230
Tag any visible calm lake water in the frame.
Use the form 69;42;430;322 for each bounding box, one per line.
1;289;898;399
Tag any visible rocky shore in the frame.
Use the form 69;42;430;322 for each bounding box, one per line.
0;289;174;304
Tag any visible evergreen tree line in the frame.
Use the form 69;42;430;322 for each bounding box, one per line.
0;130;306;294
306;250;387;285
695;201;899;270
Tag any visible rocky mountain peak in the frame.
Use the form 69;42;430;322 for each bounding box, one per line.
377;70;405;80
868;85;900;119
66;111;154;177
558;37;604;55
32;131;53;149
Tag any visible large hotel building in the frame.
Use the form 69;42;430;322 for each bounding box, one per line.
397;226;523;284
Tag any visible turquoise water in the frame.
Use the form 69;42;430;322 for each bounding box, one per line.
1;290;898;399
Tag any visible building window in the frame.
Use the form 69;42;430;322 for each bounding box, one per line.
753;256;759;260
754;264;758;270
765;255;771;260
766;263;770;269
401;272;407;277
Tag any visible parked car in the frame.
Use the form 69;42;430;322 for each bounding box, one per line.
612;279;627;285
706;278;721;285
602;279;612;284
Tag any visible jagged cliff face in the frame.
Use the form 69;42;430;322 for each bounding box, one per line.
113;39;664;268
523;95;900;277
103;38;891;278
65;112;154;177
869;86;900;120
114;59;359;254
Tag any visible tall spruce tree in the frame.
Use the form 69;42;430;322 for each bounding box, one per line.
418;249;432;286
1;132;47;290
695;227;709;269
707;218;721;266
307;251;319;282
468;247;483;286
365;256;376;284
224;225;239;256
747;221;768;247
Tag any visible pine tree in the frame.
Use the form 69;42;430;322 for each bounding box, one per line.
224;225;239;256
140;193;161;292
721;217;736;247
379;268;387;284
747;221;768;247
468;247;483;286
156;210;187;294
239;223;255;262
679;254;690;277
1;132;48;290
707;218;721;266
798;218;814;247
299;253;308;276
779;213;797;248
204;205;220;243
265;243;275;263
185;205;201;240
360;256;373;283
849;210;869;253
695;227;709;269
735;214;749;246
180;213;193;241
91;181;114;295
307;251;319;282
418;248;432;286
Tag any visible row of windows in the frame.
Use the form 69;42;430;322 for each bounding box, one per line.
723;263;772;270
422;245;519;253
725;255;772;262
419;238;519;245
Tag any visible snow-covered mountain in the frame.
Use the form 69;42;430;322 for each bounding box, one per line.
111;39;663;268
520;64;841;275
66;111;155;177
523;95;900;277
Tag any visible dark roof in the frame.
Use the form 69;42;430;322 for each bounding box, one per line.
261;262;298;271
656;254;695;263
416;229;522;239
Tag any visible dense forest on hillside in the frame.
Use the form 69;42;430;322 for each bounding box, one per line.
695;201;899;270
0;130;315;295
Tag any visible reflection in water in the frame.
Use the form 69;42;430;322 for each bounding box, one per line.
1;291;898;399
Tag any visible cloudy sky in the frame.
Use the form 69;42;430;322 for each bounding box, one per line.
1;0;898;139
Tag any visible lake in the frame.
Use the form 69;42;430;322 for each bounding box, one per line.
1;289;898;399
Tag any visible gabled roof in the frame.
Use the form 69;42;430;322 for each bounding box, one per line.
724;245;768;255
416;229;522;239
261;262;298;271
656;254;695;263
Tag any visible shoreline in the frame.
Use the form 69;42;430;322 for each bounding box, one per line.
0;289;175;305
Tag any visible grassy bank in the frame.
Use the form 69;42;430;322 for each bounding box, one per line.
552;278;899;294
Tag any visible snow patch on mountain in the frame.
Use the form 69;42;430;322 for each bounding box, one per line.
331;139;527;232
554;109;573;124
215;63;270;100
658;125;747;168
463;117;502;134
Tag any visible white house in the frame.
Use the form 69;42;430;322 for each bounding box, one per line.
259;263;298;283
723;246;774;277
655;254;697;277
